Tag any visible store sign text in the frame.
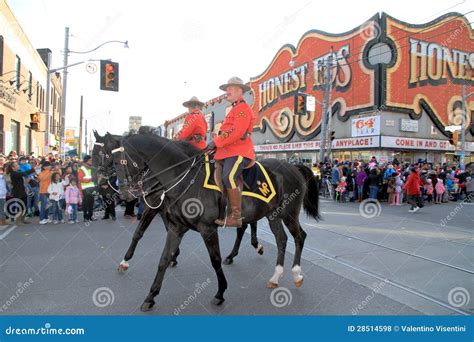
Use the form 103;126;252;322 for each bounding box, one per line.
381;136;455;151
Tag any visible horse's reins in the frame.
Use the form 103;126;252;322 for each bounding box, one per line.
110;142;209;209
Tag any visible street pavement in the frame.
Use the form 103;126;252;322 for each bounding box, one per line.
0;198;472;316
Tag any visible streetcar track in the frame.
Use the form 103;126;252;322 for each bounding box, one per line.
257;227;471;316
304;222;474;274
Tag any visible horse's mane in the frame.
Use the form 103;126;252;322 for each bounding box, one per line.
128;130;200;157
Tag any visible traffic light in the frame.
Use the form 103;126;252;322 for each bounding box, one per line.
294;93;307;115
100;60;119;91
30;112;40;131
330;131;336;141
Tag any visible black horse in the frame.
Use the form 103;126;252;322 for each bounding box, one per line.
107;132;319;311
91;131;264;272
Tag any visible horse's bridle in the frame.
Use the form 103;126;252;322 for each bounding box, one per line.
93;142;119;189
110;141;206;209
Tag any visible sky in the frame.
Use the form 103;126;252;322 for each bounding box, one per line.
7;0;474;136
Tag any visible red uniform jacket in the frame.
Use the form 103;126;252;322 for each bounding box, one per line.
174;110;208;150
404;172;421;196
214;98;255;161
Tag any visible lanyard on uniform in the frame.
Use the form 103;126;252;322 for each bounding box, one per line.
231;99;246;107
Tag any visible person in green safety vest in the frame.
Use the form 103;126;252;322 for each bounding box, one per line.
78;155;96;223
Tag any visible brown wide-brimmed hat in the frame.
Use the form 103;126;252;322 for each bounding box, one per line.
219;76;251;92
182;96;204;108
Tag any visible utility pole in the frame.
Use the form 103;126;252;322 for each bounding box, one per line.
325;50;334;160
319;53;332;162
84;119;88;156
44;51;52;156
79;95;83;157
60;27;70;159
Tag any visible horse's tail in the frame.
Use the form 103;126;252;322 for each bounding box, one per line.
294;164;321;221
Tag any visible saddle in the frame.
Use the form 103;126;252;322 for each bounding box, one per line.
203;155;276;203
213;160;256;192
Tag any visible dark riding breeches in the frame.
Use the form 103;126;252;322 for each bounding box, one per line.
220;156;252;189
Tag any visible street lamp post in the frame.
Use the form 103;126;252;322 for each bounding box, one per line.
46;27;127;157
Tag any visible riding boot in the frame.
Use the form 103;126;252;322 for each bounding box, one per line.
214;189;227;225
214;188;242;227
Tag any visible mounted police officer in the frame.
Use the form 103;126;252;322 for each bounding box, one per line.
206;77;255;227
174;96;208;150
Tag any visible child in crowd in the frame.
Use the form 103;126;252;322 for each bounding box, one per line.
65;177;82;224
424;178;434;203
387;176;396;205
435;178;445;204
393;173;403;206
47;172;66;224
336;176;347;202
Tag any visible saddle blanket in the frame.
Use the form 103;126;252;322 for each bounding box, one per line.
203;155;276;203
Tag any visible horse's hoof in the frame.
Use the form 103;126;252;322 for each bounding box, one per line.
266;281;278;289
211;297;225;306
295;278;304;288
140;301;155;312
257;245;264;255
169;260;178;268
223;258;233;265
117;262;129;273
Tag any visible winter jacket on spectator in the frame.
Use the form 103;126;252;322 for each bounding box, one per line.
65;185;82;204
0;175;7;199
367;170;381;187
38;169;52;194
331;167;341;185
47;181;66;201
355;170;367;186
395;175;403;193
10;169;35;198
435;179;445;194
404;171;421;196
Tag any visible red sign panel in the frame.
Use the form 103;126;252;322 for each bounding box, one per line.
384;13;474;131
249;15;379;141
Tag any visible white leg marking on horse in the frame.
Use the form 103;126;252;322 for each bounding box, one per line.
120;260;129;268
256;244;263;253
292;265;303;283
269;265;284;284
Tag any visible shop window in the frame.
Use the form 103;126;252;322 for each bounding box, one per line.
10;120;19;154
15;55;21;90
25;126;31;154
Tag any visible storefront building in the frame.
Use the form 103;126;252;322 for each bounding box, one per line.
0;0;62;156
164;12;474;164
